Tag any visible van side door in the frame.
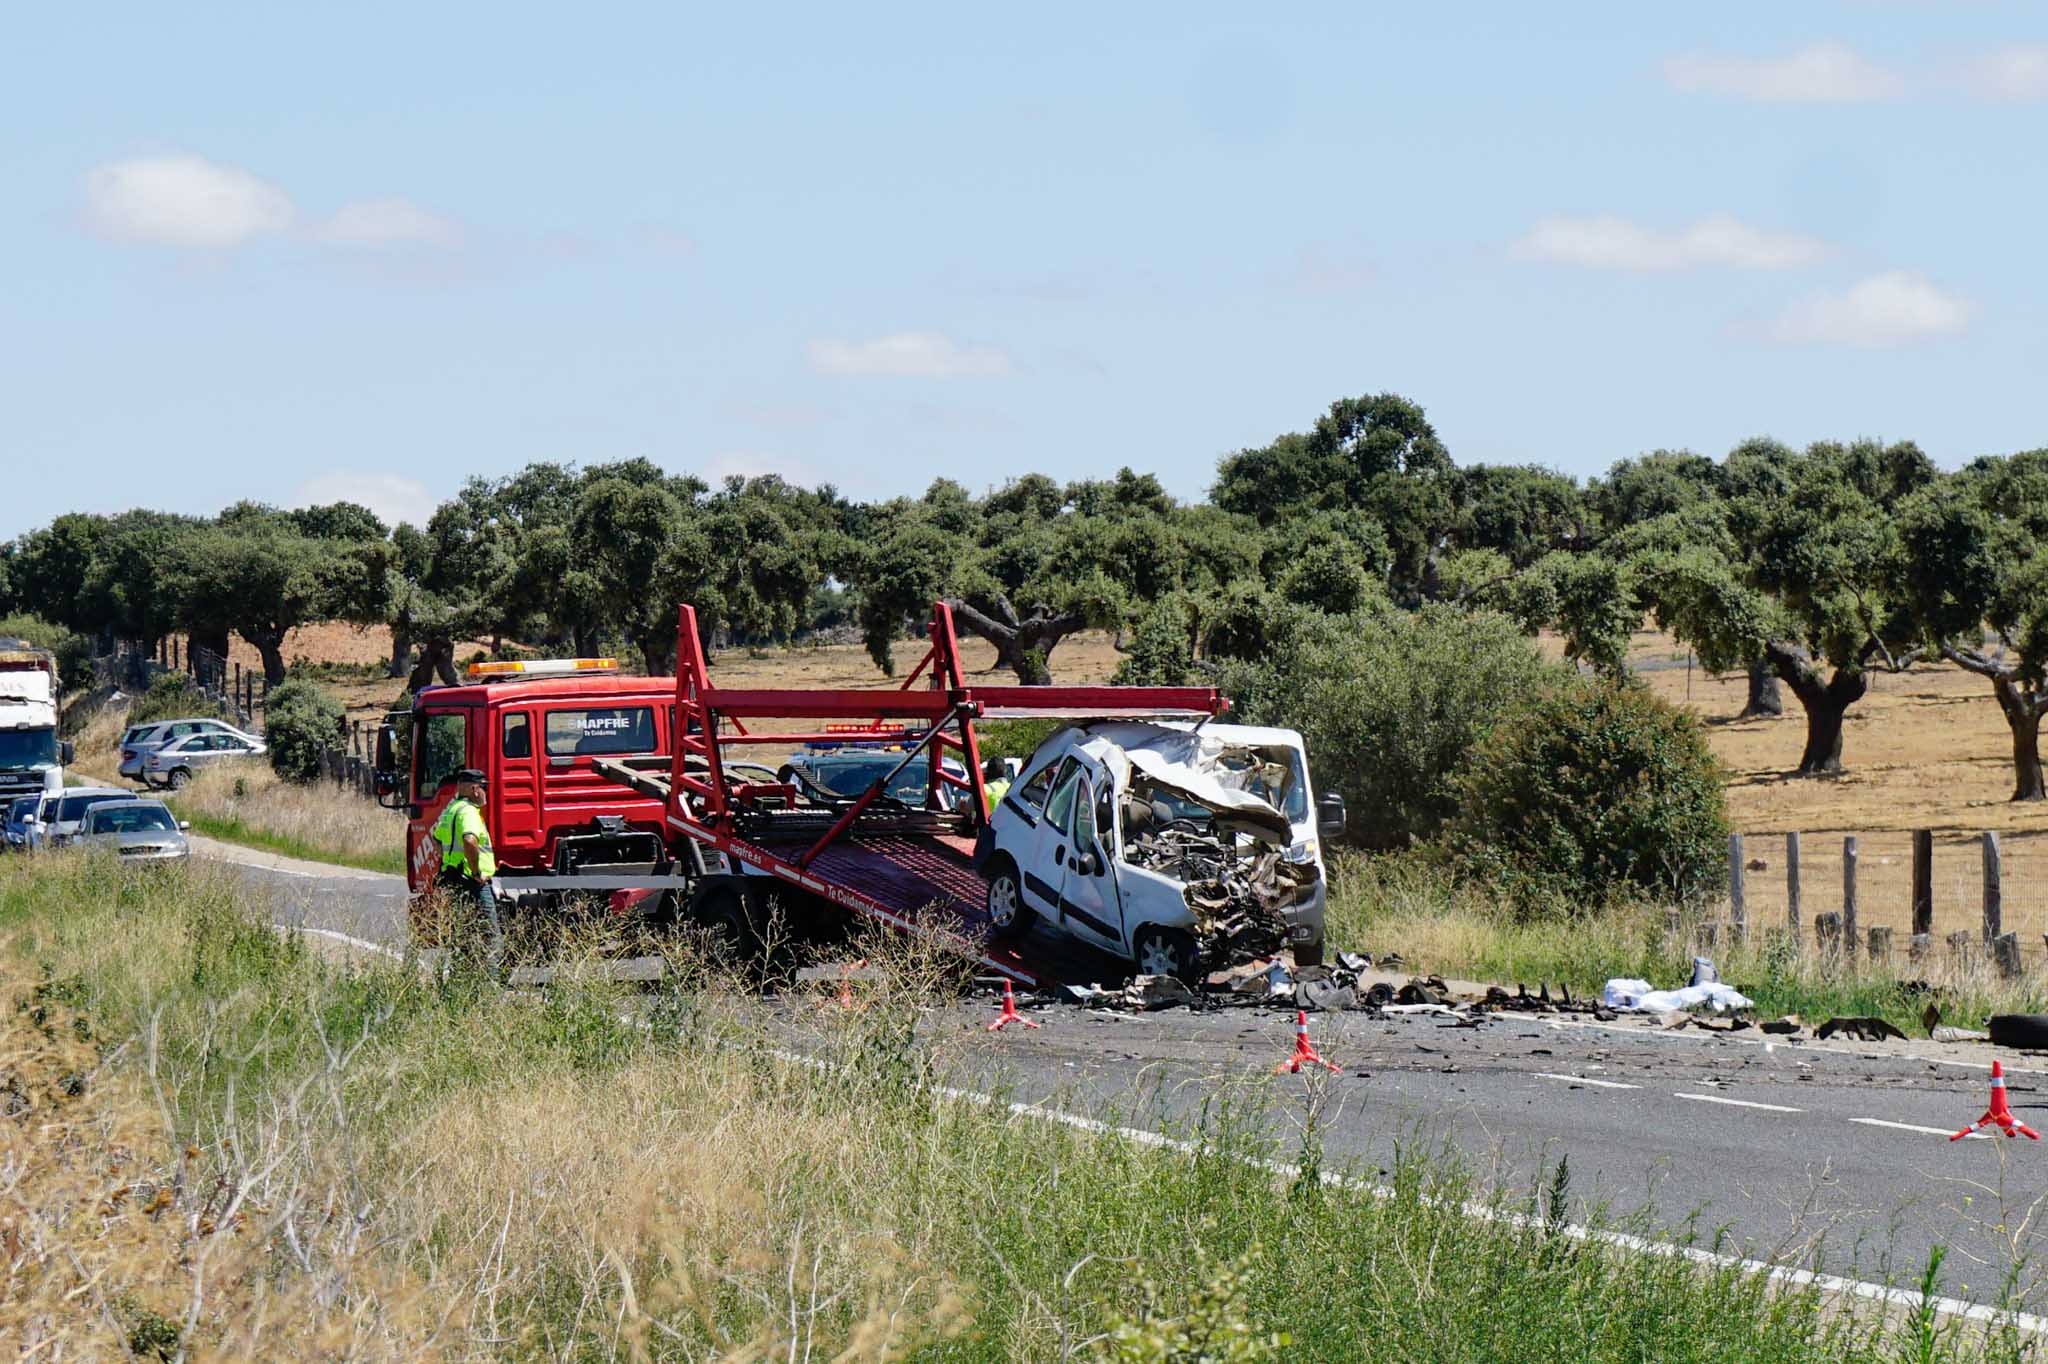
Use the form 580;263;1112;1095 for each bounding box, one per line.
1056;771;1124;951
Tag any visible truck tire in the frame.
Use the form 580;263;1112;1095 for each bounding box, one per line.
688;884;761;964
984;855;1035;938
1132;926;1199;984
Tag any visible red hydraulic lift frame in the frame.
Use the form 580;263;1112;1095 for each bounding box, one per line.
660;601;1229;982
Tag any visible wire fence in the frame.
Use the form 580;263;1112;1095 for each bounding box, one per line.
1716;828;2048;974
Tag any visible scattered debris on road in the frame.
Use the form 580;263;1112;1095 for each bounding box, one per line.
1816;1016;1909;1043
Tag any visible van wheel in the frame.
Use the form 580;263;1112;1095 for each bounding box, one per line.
167;769;191;790
984;856;1034;938
1132;927;1200;984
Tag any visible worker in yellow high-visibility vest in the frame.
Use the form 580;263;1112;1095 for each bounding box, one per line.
982;756;1012;813
431;768;502;973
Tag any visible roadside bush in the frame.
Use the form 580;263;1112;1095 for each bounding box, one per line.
1219;604;1561;849
0;613;95;693
1448;677;1728;914
262;679;344;783
127;671;226;728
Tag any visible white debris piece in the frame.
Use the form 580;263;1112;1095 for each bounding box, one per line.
1603;977;1753;1014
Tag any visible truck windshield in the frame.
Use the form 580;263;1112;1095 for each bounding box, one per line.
544;707;657;757
0;730;57;768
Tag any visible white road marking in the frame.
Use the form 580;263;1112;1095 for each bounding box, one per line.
1850;1118;1988;1140
1675;1092;1803;1113
276;924;403;960
1535;1072;1640;1090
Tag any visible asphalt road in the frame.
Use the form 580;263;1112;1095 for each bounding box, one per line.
193;837;2048;1314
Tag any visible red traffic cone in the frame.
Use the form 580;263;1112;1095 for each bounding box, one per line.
1275;1009;1340;1075
1952;1061;2040;1141
987;979;1040;1032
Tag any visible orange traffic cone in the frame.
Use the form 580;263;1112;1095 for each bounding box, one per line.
1275;1009;1340;1075
986;980;1040;1032
1952;1060;2040;1140
834;959;867;1010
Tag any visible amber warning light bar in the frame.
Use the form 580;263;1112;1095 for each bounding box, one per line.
464;657;619;680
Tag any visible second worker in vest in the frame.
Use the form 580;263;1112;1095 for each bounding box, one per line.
432;767;503;975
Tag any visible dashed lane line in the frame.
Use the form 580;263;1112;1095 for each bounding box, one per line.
1674;1092;1804;1113
1534;1072;1640;1090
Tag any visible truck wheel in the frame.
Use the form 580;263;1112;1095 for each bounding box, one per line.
984;856;1035;938
167;768;191;790
691;886;760;963
1132;926;1199;984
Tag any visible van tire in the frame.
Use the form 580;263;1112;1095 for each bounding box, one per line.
1132;926;1200;984
984;856;1034;938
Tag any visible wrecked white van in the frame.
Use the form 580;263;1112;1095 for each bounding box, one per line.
974;721;1346;980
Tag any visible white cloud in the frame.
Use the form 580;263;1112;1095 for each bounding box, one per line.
1967;47;2048;101
1511;213;1829;272
292;471;436;529
311;197;462;248
1272;243;1377;294
804;331;1015;378
640;225;700;258
82;154;294;247
1662;43;1904;102
1764;272;1972;348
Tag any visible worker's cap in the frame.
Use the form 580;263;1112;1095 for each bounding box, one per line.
455;768;487;785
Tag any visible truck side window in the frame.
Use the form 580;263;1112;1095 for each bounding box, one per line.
1072;779;1101;862
1044;760;1083;835
502;712;531;759
417;712;469;795
1092;783;1117;857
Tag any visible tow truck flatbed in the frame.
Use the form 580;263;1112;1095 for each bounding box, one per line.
640;602;1230;986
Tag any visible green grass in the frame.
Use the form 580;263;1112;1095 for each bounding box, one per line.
171;806;406;876
1325;850;2044;1034
4;852;2040;1360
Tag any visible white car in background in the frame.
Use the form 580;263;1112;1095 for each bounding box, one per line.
142;730;267;789
120;717;262;779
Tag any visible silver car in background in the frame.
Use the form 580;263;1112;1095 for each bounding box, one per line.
143;730;267;789
121;717;262;780
76;798;190;862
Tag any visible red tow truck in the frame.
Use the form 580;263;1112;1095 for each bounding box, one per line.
375;602;1228;983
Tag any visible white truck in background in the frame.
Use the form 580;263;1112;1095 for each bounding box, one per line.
0;642;72;808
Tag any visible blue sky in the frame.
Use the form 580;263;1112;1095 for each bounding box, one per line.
6;3;2046;537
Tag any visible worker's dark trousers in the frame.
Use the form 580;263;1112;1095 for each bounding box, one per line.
436;869;504;975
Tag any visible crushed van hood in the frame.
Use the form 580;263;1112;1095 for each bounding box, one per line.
1119;746;1292;843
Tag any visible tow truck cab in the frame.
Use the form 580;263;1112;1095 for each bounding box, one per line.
376;659;683;894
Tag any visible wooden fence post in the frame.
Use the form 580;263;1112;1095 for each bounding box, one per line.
1728;833;1746;943
1785;832;1802;948
1843;837;1859;951
1867;925;1893;966
1984;832;2003;943
1912;829;1934;937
